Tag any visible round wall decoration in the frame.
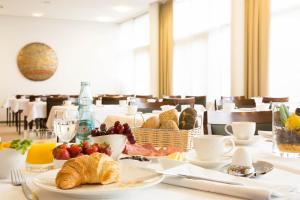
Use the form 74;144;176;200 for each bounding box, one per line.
17;42;58;81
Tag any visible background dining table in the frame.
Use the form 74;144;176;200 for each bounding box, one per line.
46;105;143;128
1;138;300;200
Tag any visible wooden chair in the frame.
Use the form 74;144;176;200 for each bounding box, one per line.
136;95;153;98
186;96;206;107
221;96;246;102
102;96;127;105
206;110;272;135
137;102;170;113
262;97;289;103
234;99;256;108
163;95;182;98
163;97;195;111
46;96;68;119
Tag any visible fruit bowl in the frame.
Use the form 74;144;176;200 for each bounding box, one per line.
0;149;26;179
93;135;127;159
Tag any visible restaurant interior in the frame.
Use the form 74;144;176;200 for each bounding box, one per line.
1;0;300;199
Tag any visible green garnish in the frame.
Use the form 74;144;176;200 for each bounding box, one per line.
9;139;32;154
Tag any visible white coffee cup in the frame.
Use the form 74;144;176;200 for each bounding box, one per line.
223;102;235;112
193;135;235;161
225;122;256;140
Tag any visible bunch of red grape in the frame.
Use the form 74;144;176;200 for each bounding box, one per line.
91;121;136;144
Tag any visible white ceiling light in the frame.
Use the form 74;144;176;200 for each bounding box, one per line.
112;5;132;13
32;12;44;17
95;16;114;22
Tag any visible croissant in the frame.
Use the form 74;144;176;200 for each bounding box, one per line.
56;152;120;189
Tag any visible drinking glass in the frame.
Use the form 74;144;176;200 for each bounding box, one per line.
24;129;57;172
273;102;300;158
53;109;79;143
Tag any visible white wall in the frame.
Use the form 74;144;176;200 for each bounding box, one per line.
0;16;119;121
231;0;245;96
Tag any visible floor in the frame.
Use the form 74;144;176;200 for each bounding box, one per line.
0;123;22;142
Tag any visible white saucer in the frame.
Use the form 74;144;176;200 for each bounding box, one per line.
234;136;260;145
185;153;231;169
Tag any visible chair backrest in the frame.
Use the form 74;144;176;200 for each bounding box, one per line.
29;95;46;102
163;95;182;98
136;95;153;98
102;96;127;105
221;96;246;102
137;102;170;113
163;97;195;111
46;96;68;118
206;110;272;135
186;96;206;107
262;97;289;103
234;99;256;108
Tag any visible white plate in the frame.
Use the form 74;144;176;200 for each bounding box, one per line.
234;136;260;145
185;153;231;169
33;165;164;199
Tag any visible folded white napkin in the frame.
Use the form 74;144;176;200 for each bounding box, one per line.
162;164;297;200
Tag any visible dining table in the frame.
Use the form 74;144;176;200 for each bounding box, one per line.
1;136;300;200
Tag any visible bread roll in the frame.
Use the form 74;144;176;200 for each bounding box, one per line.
160;120;179;130
159;109;178;126
142;116;160;129
179;108;198;130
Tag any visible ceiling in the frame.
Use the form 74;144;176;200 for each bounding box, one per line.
0;0;161;23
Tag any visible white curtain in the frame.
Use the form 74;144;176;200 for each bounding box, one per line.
117;14;151;95
269;0;300;102
173;0;231;101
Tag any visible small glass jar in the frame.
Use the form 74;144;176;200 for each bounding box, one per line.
273;103;300;158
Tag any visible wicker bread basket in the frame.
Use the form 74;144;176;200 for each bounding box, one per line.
133;127;202;151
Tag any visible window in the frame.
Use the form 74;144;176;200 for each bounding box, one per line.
269;0;300;101
117;14;151;94
173;0;231;101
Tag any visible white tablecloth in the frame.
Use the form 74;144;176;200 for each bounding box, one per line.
46;105;78;128
10;99;29;113
24;102;47;122
46;105;129;129
1;139;300;199
3;98;29;113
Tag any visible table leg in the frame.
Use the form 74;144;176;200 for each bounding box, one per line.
18;111;22;135
24;116;28;130
12;112;15;127
6;108;8;125
15;112;18;132
35;119;39;129
29;121;33;130
8;108;11;126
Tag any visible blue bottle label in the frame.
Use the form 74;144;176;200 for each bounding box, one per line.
76;119;94;141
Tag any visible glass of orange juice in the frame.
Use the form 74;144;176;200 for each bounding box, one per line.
24;129;57;172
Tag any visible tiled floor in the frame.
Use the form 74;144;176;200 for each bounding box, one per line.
0;124;22;141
